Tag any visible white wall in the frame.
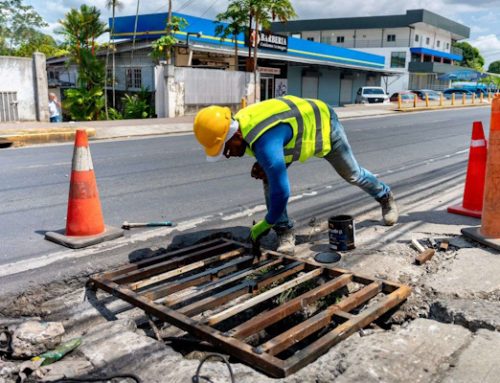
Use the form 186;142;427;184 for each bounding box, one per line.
412;24;453;52
0;56;37;121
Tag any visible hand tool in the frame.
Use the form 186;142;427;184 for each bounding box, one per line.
122;221;176;230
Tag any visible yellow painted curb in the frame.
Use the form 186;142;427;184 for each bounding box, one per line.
0;128;96;147
396;103;490;113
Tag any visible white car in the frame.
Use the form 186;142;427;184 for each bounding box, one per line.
355;87;390;104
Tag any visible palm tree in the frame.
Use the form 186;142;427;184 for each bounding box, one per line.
80;5;107;56
105;0;123;111
214;0;248;70
246;0;296;100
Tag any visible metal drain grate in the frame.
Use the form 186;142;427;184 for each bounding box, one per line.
89;238;411;378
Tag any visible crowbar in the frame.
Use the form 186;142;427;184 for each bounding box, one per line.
122;221;176;230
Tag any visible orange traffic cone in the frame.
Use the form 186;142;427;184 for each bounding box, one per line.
448;121;487;218
462;95;500;250
45;130;123;248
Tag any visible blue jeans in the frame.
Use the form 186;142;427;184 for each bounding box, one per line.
265;107;390;232
50;115;61;123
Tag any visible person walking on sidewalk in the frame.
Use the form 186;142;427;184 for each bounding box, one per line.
48;92;62;123
193;95;398;254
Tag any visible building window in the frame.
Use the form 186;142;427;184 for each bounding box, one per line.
336;36;344;43
390;51;406;68
387;34;396;42
437;40;440;47
291;33;301;39
446;42;450;50
126;68;142;88
307;37;315;42
426;37;430;45
415;34;419;42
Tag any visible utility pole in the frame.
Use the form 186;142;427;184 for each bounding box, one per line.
167;0;172;33
167;0;173;64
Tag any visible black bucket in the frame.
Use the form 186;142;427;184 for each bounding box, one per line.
328;215;355;251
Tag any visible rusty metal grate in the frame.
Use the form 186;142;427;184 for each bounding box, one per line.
89;239;411;378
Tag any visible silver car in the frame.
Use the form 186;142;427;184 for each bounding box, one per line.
355;87;390;104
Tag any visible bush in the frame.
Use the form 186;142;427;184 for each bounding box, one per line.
63;87;104;121
121;88;154;119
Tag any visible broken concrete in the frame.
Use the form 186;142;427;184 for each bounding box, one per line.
441;330;500;383
287;319;472;383
10;321;64;358
430;298;500;332
424;248;500;299
0;360;18;381
33;359;93;382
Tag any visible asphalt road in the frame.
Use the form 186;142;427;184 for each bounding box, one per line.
0;107;491;266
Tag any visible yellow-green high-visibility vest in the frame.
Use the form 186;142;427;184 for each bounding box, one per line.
235;95;332;164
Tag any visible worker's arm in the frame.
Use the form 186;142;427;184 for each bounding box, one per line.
253;123;292;225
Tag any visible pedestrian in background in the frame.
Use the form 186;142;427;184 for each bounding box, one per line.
48;92;62;123
193;95;398;254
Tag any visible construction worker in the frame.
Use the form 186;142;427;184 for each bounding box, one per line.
193;95;398;254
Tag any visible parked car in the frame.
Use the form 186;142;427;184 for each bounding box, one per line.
390;91;419;103
442;88;474;99
411;89;442;101
355;86;390;104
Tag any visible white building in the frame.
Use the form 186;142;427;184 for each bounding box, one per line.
272;9;470;95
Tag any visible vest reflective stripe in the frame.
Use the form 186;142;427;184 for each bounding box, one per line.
237;96;331;164
283;99;323;159
307;99;323;155
278;97;304;162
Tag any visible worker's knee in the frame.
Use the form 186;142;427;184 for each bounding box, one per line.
340;169;361;185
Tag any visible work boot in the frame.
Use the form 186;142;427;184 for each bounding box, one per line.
376;191;399;226
276;229;296;255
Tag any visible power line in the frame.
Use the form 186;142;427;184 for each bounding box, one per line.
200;0;223;17
176;0;198;13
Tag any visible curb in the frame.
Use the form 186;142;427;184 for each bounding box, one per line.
396;103;490;113
0;127;96;147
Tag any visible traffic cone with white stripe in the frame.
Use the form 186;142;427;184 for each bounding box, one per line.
448;121;487;218
462;95;500;251
45;130;123;248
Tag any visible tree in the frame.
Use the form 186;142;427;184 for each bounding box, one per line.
15;31;65;58
58;5;108;121
452;41;485;70
244;0;296;100
215;1;248;70
150;16;188;63
0;0;48;55
488;60;500;74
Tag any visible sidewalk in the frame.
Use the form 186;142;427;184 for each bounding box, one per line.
1;172;498;382
0;105;397;147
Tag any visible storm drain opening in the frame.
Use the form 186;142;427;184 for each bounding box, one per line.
89;238;411;378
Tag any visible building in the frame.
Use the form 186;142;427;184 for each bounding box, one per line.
106;11;401;115
272;9;470;94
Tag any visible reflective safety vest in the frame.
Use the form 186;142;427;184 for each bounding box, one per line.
235;95;332;164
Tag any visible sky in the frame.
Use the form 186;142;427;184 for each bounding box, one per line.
25;0;500;69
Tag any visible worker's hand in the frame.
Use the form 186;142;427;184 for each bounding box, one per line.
251;162;267;182
250;219;273;242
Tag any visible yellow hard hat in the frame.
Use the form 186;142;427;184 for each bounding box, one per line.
193;106;232;158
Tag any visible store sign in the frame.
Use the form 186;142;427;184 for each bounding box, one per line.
247;30;288;52
257;66;281;75
259;32;288;52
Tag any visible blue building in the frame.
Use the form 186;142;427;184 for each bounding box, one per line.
108;11;397;115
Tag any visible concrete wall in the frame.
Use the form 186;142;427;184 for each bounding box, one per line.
0;53;48;121
156;65;256;117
